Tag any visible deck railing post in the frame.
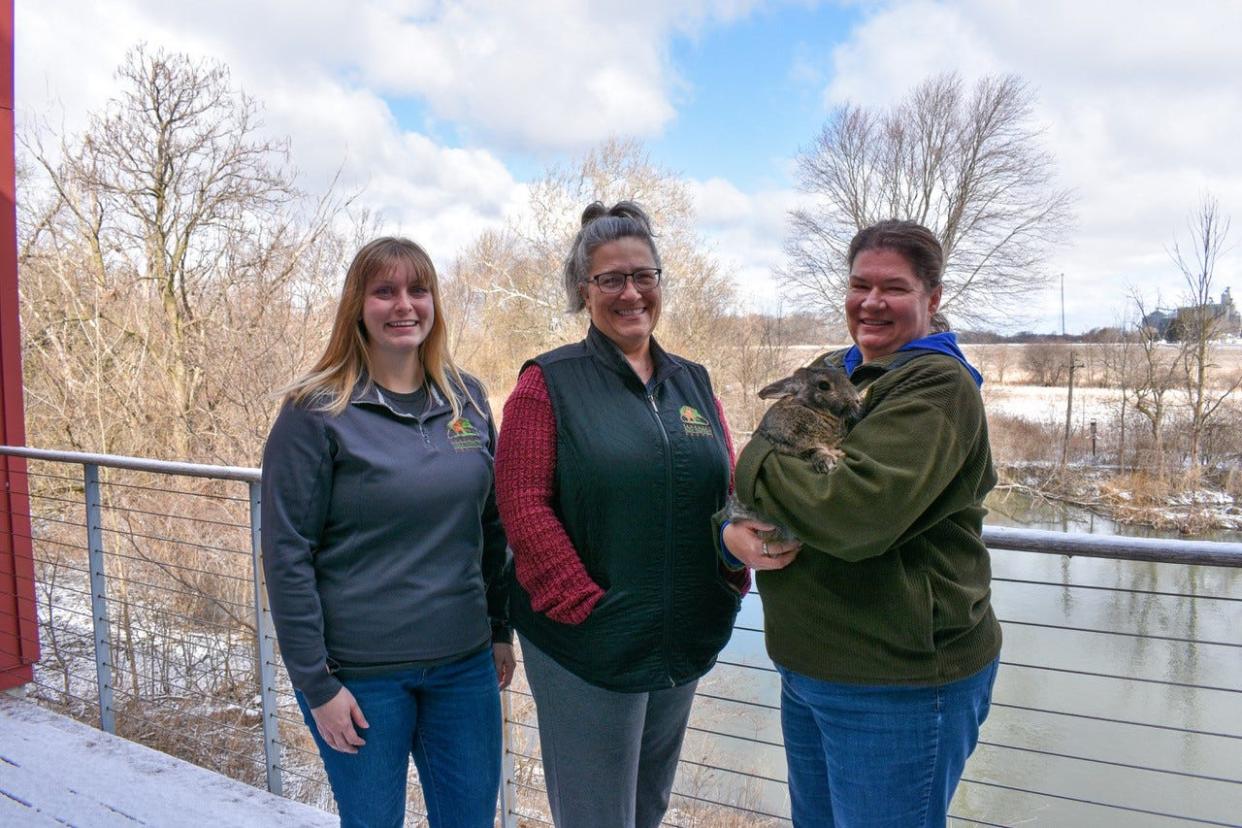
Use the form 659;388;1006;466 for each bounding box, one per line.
499;688;519;828
83;463;115;734
249;481;283;796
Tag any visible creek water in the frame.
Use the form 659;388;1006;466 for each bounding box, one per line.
686;491;1242;826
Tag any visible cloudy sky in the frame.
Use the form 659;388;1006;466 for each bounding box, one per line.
16;0;1242;333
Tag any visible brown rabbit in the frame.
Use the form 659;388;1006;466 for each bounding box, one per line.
722;365;863;542
751;365;862;473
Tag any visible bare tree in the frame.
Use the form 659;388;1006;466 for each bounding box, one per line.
447;139;736;392
724;311;794;433
1170;194;1241;471
784;73;1074;328
21;45;346;463
18;48;358;784
1021;342;1066;387
990;345;1014;386
1129;291;1181;478
1099;319;1138;471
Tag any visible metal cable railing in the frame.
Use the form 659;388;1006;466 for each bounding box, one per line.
2;444;1241;827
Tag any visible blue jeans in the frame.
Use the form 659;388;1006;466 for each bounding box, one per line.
295;648;501;828
779;658;999;828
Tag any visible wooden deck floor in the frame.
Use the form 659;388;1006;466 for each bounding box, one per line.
0;693;335;827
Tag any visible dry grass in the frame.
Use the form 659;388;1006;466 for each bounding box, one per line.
986;413;1062;466
964;342;1242;388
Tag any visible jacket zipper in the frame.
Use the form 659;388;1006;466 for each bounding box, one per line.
371;388;438;447
646;388;677;687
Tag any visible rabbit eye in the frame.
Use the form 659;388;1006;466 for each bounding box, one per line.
817;381;832;390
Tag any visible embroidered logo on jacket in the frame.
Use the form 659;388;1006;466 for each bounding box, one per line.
447;417;483;451
679;405;714;438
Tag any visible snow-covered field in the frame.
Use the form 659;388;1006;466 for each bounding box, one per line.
984;384;1125;425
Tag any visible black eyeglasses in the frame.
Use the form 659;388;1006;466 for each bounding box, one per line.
586;268;662;294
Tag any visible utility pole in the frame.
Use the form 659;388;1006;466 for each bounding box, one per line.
1060;349;1083;470
1060;273;1066;336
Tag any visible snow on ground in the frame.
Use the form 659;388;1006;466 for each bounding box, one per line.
983;384;1242;532
0;694;335;827
983;384;1124;425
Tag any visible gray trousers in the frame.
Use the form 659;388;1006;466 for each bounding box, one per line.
520;635;698;828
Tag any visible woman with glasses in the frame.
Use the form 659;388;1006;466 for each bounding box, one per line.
495;201;788;828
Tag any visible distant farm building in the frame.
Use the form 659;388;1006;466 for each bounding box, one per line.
1142;287;1241;339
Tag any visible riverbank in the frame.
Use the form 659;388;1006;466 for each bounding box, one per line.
996;463;1242;537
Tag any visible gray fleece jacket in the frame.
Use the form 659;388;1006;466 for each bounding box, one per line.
260;376;510;707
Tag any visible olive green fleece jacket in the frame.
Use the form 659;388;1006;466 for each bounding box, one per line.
734;349;1001;686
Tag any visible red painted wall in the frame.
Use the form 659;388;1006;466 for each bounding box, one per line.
0;0;38;690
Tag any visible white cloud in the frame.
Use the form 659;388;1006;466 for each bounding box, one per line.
690;177;804;310
15;1;530;268
825;0;1000;106
819;0;1242;332
21;0;769;152
339;0;776;150
16;0;778;276
19;0;1241;332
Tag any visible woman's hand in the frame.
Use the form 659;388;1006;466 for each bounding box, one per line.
493;642;516;689
310;687;369;754
723;519;801;571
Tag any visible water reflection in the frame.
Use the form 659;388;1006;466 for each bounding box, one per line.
985;486;1242;544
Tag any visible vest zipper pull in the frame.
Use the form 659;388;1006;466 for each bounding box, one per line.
647;393;658;413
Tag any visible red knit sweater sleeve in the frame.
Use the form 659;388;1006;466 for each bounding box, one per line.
717;397;737;496
495;365;605;625
715;398;752;596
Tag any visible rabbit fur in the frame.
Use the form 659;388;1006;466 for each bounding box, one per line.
723;364;863;543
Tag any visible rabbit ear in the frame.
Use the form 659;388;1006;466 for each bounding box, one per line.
758;375;801;400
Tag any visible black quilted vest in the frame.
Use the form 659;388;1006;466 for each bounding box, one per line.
509;325;739;691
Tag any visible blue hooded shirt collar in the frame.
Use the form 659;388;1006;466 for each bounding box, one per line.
842;331;983;387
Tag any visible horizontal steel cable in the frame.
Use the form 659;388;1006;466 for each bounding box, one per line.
977;739;1242;785
97;524;250;557
101;478;249;502
668;788;792;823
22;563;257;613
5;606;260;666
1002;660;1242;694
993;574;1242;603
28;679;103;709
989;701;1242;741
21;532;88;550
10;468;84;484
91;500;247;529
944;816;1011;827
2;510;87;529
87;550;253;584
107;685;264;742
25;492;91;508
996;617;1241;648
960;775;1240;827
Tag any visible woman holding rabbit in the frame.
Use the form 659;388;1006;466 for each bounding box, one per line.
723;220;1001;828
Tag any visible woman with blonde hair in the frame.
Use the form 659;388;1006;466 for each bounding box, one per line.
261;237;513;827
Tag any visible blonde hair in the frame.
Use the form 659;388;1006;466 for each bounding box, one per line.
282;237;478;418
